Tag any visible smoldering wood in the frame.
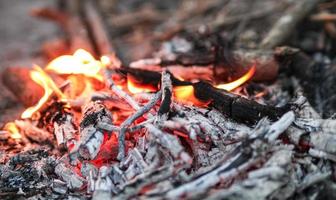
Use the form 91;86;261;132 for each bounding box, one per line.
309;148;336;162
117;91;162;160
3;1;336;199
2;67;44;107
104;69;141;110
53;113;77;147
157;71;172;121
39;101;77;147
116;67;290;124
70;101;112;162
92;166;113;200
295;118;336;134
171;104;224;141
145;124;192;163
192;81;290;124
14;120;52;143
208;149;293;200
54;159;86;190
129;48;279;82
166;113;294;199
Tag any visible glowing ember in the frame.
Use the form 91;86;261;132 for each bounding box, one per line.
46;49;104;81
4;122;21;139
216;65;256;91
21;65;66;119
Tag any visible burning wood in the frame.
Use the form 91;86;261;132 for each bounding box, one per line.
70;101;113;162
2;0;336;199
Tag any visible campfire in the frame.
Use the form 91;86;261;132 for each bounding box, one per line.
1;0;336;199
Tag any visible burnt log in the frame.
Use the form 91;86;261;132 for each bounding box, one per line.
192;81;289;124
70;101;113;163
130;49;279;82
1;67;44;107
115;67;289;124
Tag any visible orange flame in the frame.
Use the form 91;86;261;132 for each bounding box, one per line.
4;122;21;139
127;76;157;94
21;65;66;119
173;85;209;106
46;49;104;81
216;65;256;91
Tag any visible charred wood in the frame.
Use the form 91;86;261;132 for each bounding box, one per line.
129;48;279;82
39;101;77;147
157;71;173;121
192;81;290;124
117;91;162;160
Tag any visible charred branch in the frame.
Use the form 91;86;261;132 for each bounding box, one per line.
192;81;290;124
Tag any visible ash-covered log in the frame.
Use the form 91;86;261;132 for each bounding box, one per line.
70;101;112;163
39;101;77;147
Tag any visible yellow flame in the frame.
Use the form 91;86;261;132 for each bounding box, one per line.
216;65;256;91
21;65;66;119
173;85;208;106
127;76;157;94
46;49;104;81
100;55;110;69
4;122;21;139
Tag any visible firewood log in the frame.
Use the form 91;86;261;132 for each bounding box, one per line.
2;67;44;107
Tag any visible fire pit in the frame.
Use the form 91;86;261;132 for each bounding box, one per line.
1;0;336;199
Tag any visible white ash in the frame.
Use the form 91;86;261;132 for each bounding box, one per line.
54;159;86;190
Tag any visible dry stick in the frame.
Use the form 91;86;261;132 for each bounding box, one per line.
97;118;154;133
117;91;162;160
129;48;279;83
32;2;94;53
82;0;122;68
208;3;282;33
311;12;336;22
261;0;321;49
145;124;192;163
103;70;140;111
